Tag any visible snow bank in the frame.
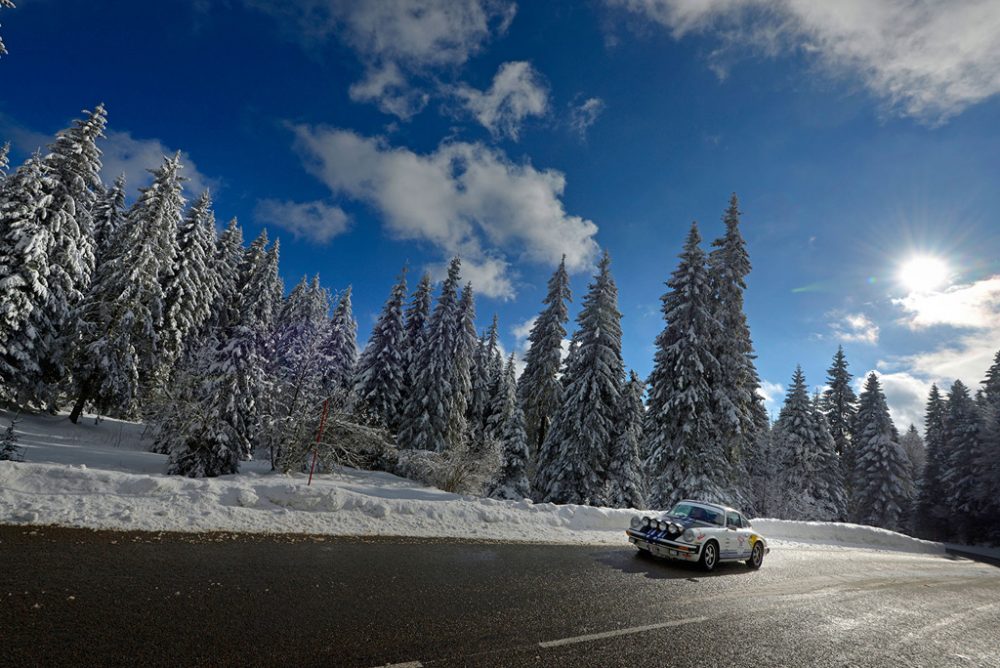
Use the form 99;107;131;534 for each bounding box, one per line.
0;410;950;552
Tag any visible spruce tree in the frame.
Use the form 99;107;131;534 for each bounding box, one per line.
321;286;359;402
0;141;9;177
899;425;926;494
606;371;647;509
206;218;244;333
469;314;501;448
449;283;477;452
0;154;51;405
488;354;531;501
823;346;857;475
852;372;910;530
402;271;432;402
975;354;1000;541
92;174;126;264
644;224;730;509
941;380;982;541
517;256;571;460
915;384;948;540
353;270;408;430
397;257;464;452
708;194;761;507
539;251;623;505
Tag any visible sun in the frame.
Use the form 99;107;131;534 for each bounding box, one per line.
898;255;950;293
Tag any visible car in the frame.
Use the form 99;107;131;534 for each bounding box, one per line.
625;499;768;572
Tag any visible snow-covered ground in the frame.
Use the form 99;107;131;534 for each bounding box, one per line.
0;410;957;554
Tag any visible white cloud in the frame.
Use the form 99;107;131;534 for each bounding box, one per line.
829;311;879;345
100;130;216;198
245;0;517;119
292;125;600;298
606;0;1000;122
254;199;351;244
452;61;549;140
756;379;784;415
894;276;1000;330
569;97;606;138
348;62;429;120
512;315;538;343
427;255;514;300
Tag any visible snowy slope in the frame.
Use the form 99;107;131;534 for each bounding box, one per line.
0;410;948;552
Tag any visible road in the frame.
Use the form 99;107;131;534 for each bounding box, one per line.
2;526;998;667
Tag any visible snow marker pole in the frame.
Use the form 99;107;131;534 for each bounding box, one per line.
307;399;330;487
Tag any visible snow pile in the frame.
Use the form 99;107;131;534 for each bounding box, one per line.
752;518;945;554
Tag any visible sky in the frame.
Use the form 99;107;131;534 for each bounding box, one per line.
2;0;1000;430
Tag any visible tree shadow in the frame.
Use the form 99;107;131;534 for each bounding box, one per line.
592;547;750;580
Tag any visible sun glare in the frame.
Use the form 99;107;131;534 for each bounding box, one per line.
898;255;950;293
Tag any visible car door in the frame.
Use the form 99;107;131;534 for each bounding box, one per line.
724;511;742;559
736;513;754;558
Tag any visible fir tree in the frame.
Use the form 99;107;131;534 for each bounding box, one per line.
237;230;282;332
915;384;948;540
899;425;926;494
644;224;731;509
941;380;982;541
0;141;9;177
823;346;857;477
976;354;1000;541
448;283;477;452
852;372;910;530
402;271;432;402
488;354;531;501
708;194;761;508
398;258;465;452
469;314;502;448
206;218;244;333
0;154;51;405
539;251;623;505
92;174;126;263
0;414;22;461
517;256;571;460
321;286;359;402
606;371;647;509
353;270;408;430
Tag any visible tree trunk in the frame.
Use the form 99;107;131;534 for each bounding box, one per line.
69;386;90;424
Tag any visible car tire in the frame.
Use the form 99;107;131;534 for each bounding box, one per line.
746;541;764;570
699;540;718;572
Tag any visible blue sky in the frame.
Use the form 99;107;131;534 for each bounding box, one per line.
3;0;1000;428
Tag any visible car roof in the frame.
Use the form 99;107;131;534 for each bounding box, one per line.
676;499;744;516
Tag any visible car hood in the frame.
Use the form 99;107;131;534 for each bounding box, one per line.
661;514;720;530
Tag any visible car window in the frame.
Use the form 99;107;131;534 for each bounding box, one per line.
726;511;741;528
740;514;751;528
669;503;725;526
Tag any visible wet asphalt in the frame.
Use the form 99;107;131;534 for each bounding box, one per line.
1;525;998;667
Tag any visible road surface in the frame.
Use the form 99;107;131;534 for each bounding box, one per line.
2;526;998;667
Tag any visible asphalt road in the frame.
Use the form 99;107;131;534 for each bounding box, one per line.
2;526;998;668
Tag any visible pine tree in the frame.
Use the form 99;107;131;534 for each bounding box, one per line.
0;141;10;177
92;174;126;264
237;230;281;331
206;218;244;333
517;257;571;460
397;258;465;452
321;286;359;403
469;314;502;448
644;224;730;509
0;414;22;461
852;372;910;530
823;346;857;480
941;380;982;541
899;425;926;494
770;367;846;520
0;154;52;405
915;384;948;540
539;251;623;506
747;416;775;517
35;105;107;404
402;271;432;402
975;351;1000;541
488;354;531;501
353;270;408;430
449;283;477;452
68;156;184;422
606;371;647;509
708;194;761;510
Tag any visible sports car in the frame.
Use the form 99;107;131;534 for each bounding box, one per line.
626;499;768;572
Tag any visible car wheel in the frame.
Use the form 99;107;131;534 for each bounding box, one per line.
699;541;718;572
746;542;764;570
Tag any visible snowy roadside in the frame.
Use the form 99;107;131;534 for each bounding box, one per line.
0;411;950;553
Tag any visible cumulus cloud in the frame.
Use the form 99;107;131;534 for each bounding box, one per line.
245;0;517;119
427;255;514;300
452;61;549;140
605;0;1000;122
512;315;538;343
894;276;1000;330
828;311;879;345
756;379;784;415
254;199;351;244
569;97;606;138
292;125;600;298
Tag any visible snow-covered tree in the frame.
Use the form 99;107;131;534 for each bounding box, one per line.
237;230;282;332
851;372;910;531
68;155;184;422
166;328;261;477
517;256;571;459
914;384;948;540
975;351;1000;540
822;346;857;471
320;286;358;402
353;270;408;430
0;154;51;405
708;194;761;507
402;271;432;402
34;106;107;404
469;314;502;447
538;251;623;505
0;414;22;461
397;257;466;453
941;380;982;541
488;355;531;501
644;224;731;509
899;425;925;494
92;174;126;264
449;282;477;451
206;218;244;333
606;371;647;509
0;142;10;177
747;418;775;516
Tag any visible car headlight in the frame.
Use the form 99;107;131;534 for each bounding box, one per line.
630;516;641;529
670;523;681;534
682;529;694;542
642;516;651;528
657;520;667;531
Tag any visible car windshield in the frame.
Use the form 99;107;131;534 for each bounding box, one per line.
668;503;724;526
